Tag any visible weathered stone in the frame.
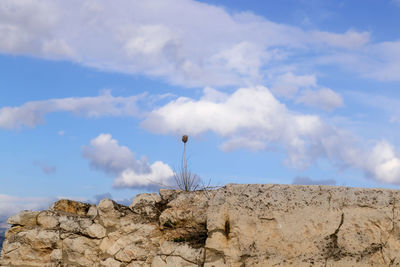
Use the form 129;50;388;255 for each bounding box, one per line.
7;210;40;226
50;248;62;261
130;193;161;220
87;205;99;218
51;199;91;215
101;257;123;267
158;242;204;265
98;199;131;228
159;189;181;202
0;228;59;266
37;211;59;229
62;235;100;266
87;223;106;239
2;184;400;266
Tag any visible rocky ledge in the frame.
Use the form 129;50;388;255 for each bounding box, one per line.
1;184;400;266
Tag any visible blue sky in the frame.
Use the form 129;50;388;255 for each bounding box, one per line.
1;0;400;220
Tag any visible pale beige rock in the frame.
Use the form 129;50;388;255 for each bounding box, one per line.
7;210;40;226
204;184;400;266
50;248;62;261
126;261;149;267
2;184;400;266
58;215;81;232
130;193;161;220
98;199;127;227
100;257;123;267
115;244;148;262
37;211;59;229
62;235;100;266
87;223;106;239
159;242;204;265
87;205;99;218
99;232;120;254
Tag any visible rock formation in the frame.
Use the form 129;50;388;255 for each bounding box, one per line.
1;184;400;266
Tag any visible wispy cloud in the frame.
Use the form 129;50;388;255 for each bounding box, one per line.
392;0;400;6
0;90;144;130
33;161;56;175
271;72;317;98
296;88;344;111
346;91;400;124
82;134;174;189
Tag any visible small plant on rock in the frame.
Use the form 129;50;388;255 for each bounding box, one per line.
173;135;201;191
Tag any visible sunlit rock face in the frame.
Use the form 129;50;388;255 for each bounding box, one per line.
1;184;400;266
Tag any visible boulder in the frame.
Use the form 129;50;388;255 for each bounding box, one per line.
51;199;91;215
7;210;40;226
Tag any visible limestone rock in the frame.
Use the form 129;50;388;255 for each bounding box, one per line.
159;189;181;202
37;211;59;229
2;184;400;266
7;210;40;226
98;198;132;228
130;193;161;220
50;199;91;215
87;223;106;239
101;257;123;267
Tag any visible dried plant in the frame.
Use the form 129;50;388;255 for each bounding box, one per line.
173;135;201;191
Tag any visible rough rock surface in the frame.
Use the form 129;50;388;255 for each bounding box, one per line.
1;184;400;266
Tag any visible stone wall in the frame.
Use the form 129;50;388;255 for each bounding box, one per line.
1;184;400;266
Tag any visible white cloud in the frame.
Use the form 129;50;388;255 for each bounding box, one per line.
296;88;344;111
114;161;174;188
0;194;56;220
271;72;317;98
0;91;144;129
365;141;400;183
143;86;350;167
82;134;173;189
311;30;369;49
318;40;400;82
143;85;400;184
0;0;372;87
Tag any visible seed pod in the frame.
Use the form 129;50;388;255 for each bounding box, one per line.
182;135;188;143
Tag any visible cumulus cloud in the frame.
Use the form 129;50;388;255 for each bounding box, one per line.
0;91;144;130
143;86;353;167
296;88;344;111
365;141;400;184
82;134;173;189
292;176;336;186
143;85;400;184
0;0;372;87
